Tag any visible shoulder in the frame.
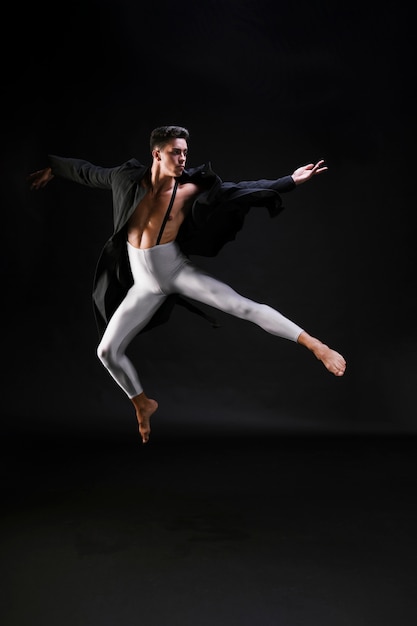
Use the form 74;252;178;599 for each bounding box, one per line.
121;158;145;169
115;159;149;184
180;162;221;187
177;180;200;208
117;158;147;174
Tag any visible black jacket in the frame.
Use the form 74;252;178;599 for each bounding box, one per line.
48;155;296;336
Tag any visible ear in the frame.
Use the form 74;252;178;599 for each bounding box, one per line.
152;148;161;161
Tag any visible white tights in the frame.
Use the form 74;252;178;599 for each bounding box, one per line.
97;241;303;398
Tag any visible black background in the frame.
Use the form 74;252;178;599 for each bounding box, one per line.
2;2;417;625
3;0;415;437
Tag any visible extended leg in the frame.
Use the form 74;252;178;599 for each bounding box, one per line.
172;263;346;376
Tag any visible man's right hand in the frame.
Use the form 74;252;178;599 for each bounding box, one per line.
27;167;54;190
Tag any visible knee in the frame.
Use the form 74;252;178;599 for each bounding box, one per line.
97;341;115;368
241;302;269;322
235;301;262;320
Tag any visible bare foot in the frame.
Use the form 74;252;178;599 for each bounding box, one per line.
131;393;159;443
313;344;346;377
297;332;346;377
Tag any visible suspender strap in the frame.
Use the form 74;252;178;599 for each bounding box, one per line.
156;179;179;245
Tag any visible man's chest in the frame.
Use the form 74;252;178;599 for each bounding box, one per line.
130;183;199;226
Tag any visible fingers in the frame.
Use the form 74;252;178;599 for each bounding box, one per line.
27;171;48;190
302;160;327;173
313;159;328;175
28;179;42;191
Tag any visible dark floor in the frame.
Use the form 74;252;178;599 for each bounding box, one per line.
1;427;417;626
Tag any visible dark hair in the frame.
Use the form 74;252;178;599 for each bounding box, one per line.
150;125;190;151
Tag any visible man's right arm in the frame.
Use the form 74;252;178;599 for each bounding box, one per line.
27;167;54;190
28;155;120;191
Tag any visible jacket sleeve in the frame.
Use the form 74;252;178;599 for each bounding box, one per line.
191;174;296;221
218;175;296;199
48;155;121;189
235;175;296;192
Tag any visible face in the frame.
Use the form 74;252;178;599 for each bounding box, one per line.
153;138;188;176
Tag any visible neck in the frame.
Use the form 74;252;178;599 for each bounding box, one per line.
149;162;175;194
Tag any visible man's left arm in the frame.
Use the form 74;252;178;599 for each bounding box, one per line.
235;159;328;192
234;175;295;193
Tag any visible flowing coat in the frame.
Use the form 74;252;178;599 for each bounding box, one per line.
48;155;296;336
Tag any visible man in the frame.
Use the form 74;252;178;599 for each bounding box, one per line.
28;125;346;443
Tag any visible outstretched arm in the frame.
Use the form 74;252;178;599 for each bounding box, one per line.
28;155;126;191
291;159;328;185
27;167;54;190
219;159;328;197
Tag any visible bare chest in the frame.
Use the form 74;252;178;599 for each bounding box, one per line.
130;189;177;227
127;182;199;247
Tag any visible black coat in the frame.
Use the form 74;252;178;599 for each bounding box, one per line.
48;155;296;336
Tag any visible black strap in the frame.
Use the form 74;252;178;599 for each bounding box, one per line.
156;179;179;245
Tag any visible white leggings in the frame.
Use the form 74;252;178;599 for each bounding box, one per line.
97;241;303;398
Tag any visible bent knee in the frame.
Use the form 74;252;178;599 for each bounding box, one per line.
97;342;116;368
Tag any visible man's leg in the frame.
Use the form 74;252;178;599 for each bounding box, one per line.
97;284;164;444
172;262;346;376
